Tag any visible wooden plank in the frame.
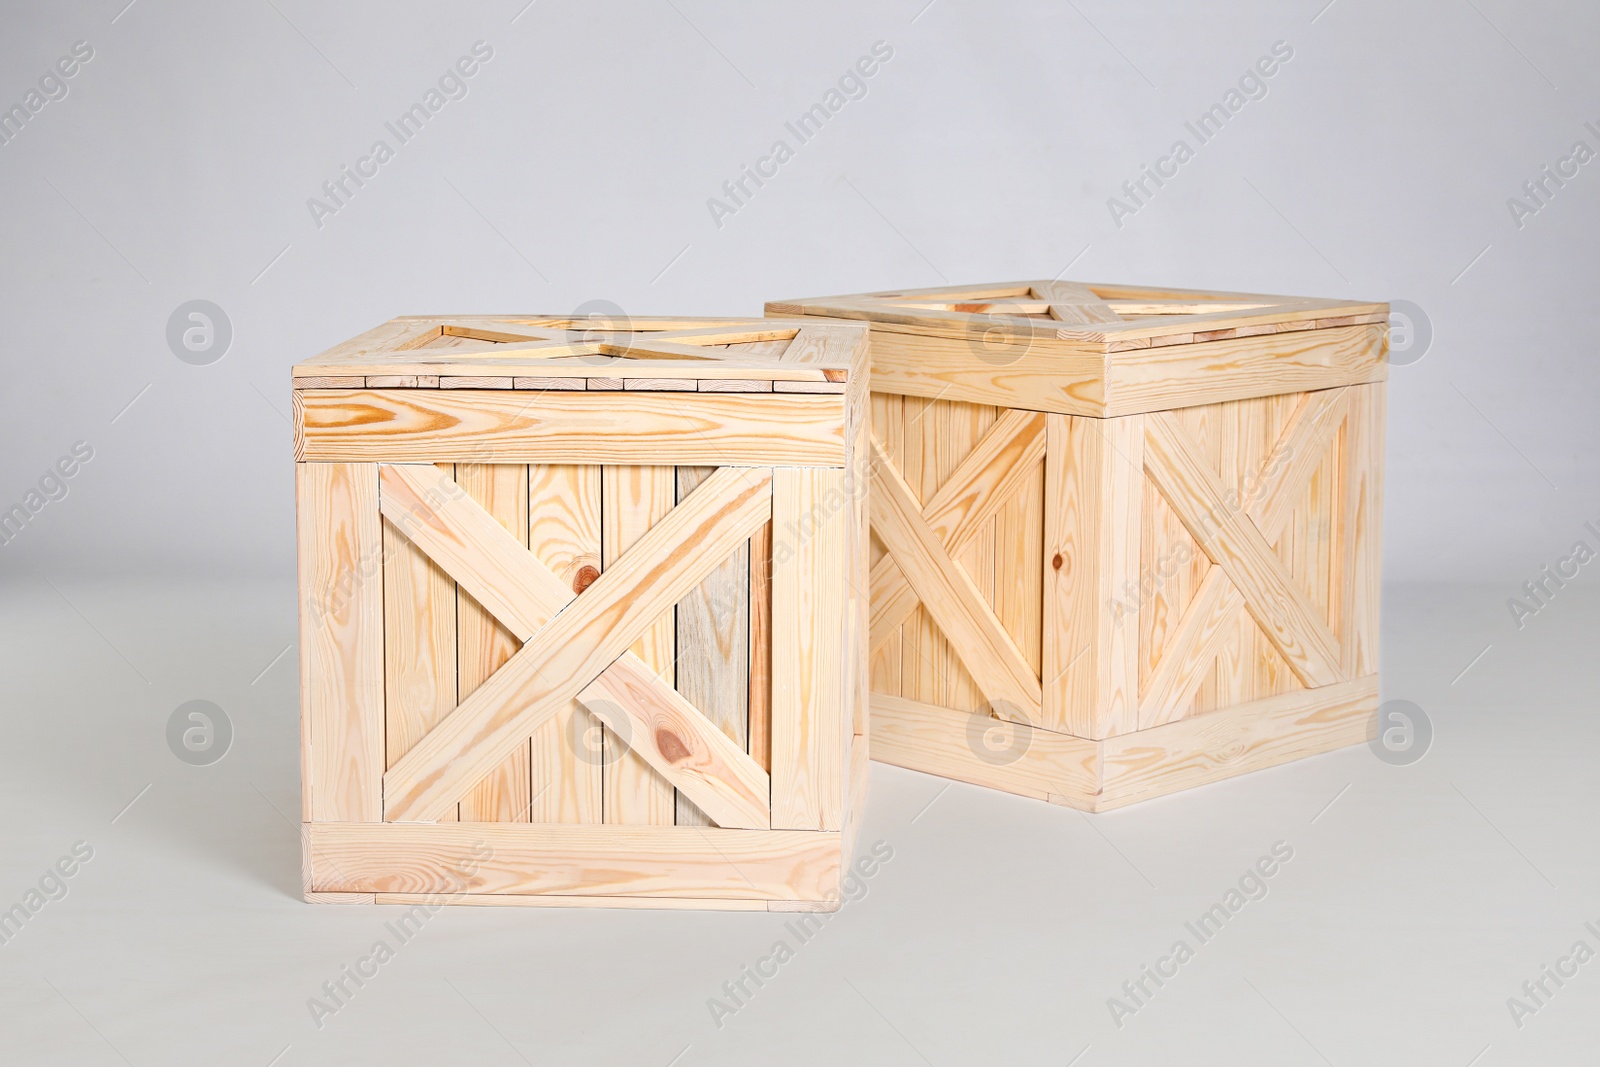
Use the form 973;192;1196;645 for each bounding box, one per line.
748;518;772;772
1341;383;1384;678
1104;324;1387;417
295;375;364;389
1030;281;1122;325
382;467;773;822
306;822;840;900
441;376;513;389
298;389;845;466
673;466;750;825
1043;414;1142;739
296;355;835;382
860;327;1107;415
366;374;439;388
381;491;458;823
770;467;848;830
1097;675;1376;809
297;462;384;822
578;654;771;831
870;439;1043;724
372;892;772;911
454;464;531;823
527;463;603;824
1142;411;1344;689
602;465;678;826
512;376;586;390
869;694;1098;801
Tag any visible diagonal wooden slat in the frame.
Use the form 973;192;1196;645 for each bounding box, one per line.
1140;389;1351;718
1141;410;1344;690
378;463;774;824
579;655;770;831
869;409;1045;651
870;438;1044;724
1030;281;1123;326
438;322;568;344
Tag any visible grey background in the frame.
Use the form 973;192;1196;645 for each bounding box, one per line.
1;1;1598;1065
1;0;1595;582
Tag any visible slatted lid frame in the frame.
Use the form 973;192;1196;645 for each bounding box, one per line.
293;316;860;387
766;280;1388;350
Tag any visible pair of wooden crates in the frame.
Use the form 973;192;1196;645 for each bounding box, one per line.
294;281;1386;910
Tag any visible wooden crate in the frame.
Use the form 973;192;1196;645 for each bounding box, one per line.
293;315;870;909
766;281;1386;810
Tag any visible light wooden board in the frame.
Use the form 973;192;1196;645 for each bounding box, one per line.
769;314;1383;416
297;462;384;822
454;463;531;823
602;465;678;826
770;467;849;831
1041;414;1142;739
1096;674;1376;808
306;822;840;900
870;693;1098;801
381;488;458;822
673;465;750;826
870;676;1374;811
579;654;771;831
526;463;603;824
297;390;846;466
748;518;772;772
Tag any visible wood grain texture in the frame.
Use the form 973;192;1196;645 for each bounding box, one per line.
868;408;1046;649
872;677;1373;811
870;438;1043;725
297;462;384;822
1142;411;1343;689
526;463;603;824
579;654;771;831
1031;281;1121;325
306;822;840;900
1042;414;1142;739
371;892;772;911
1137;390;1351;725
298;389;845;466
770;467;849;831
1096;674;1376;809
673;466;750;826
454;463;531;823
1341;384;1384;679
381;493;459;821
383;467;773;822
602;465;678;827
870;694;1098;801
1103;323;1387;417
748;518;772;773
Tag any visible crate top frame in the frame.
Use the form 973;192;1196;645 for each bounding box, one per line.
765;281;1389;416
765;280;1386;348
292;315;866;389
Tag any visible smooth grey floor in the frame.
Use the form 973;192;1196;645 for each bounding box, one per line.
0;578;1594;1066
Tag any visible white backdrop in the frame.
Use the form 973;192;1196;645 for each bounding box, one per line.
1;0;1596;583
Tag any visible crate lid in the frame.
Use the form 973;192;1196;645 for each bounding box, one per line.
293;315;865;392
766;281;1387;416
